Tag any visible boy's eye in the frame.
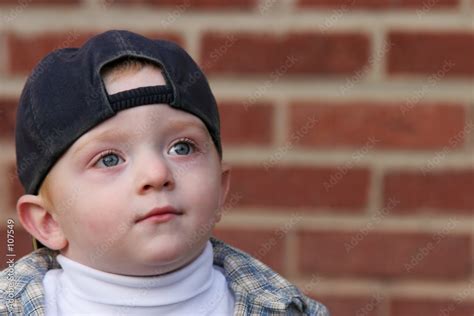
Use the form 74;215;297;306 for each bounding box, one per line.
168;139;196;156
95;151;124;168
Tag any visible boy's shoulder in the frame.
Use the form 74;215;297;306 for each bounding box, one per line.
0;247;59;315
210;237;329;315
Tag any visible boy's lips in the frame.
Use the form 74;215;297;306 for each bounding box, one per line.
135;206;183;223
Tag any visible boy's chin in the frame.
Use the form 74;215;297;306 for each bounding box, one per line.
122;243;202;275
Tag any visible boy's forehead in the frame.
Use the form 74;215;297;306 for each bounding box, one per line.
70;107;210;155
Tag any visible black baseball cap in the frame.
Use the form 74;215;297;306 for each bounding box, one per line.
14;30;222;249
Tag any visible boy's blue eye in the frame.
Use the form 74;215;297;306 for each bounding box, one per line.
169;139;195;156
96;151;123;168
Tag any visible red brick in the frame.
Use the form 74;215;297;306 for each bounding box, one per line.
290;102;466;149
113;0;256;9
7;31;183;74
298;230;471;279
219;101;274;146
229;166;370;211
315;295;382;316
200;32;370;75
383;169;474;214
0;99;17;141
388;31;474;77
213;228;285;274
298;0;459;9
390;298;474;316
0;225;34;270
7;31;91;74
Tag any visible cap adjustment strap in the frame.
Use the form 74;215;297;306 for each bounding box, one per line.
107;85;174;112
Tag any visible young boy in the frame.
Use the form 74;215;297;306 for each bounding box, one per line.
0;30;329;315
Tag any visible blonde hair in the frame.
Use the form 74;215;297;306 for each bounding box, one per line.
38;173;54;211
38;57;160;211
101;57;161;86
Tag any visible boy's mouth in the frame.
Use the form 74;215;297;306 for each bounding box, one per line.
135;206;183;223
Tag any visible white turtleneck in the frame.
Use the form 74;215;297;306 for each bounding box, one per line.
42;241;235;315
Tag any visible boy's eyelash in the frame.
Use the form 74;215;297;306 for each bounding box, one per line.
173;137;198;149
94;149;122;164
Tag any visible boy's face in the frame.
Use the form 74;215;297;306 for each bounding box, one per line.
25;66;230;276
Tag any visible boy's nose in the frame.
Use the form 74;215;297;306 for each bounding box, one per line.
135;149;174;194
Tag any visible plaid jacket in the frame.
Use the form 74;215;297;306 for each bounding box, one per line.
0;237;329;316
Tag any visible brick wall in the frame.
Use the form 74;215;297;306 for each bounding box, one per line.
0;1;473;315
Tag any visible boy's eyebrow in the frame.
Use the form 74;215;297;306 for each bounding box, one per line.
166;119;209;136
71;119;209;156
71;130;133;156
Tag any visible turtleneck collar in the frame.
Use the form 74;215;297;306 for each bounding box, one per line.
43;241;235;315
56;242;212;306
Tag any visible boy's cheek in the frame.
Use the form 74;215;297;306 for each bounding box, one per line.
187;164;221;187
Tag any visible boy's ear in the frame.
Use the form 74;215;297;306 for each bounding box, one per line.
215;163;231;223
16;194;67;250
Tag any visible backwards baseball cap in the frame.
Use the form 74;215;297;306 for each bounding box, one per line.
15;30;222;249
